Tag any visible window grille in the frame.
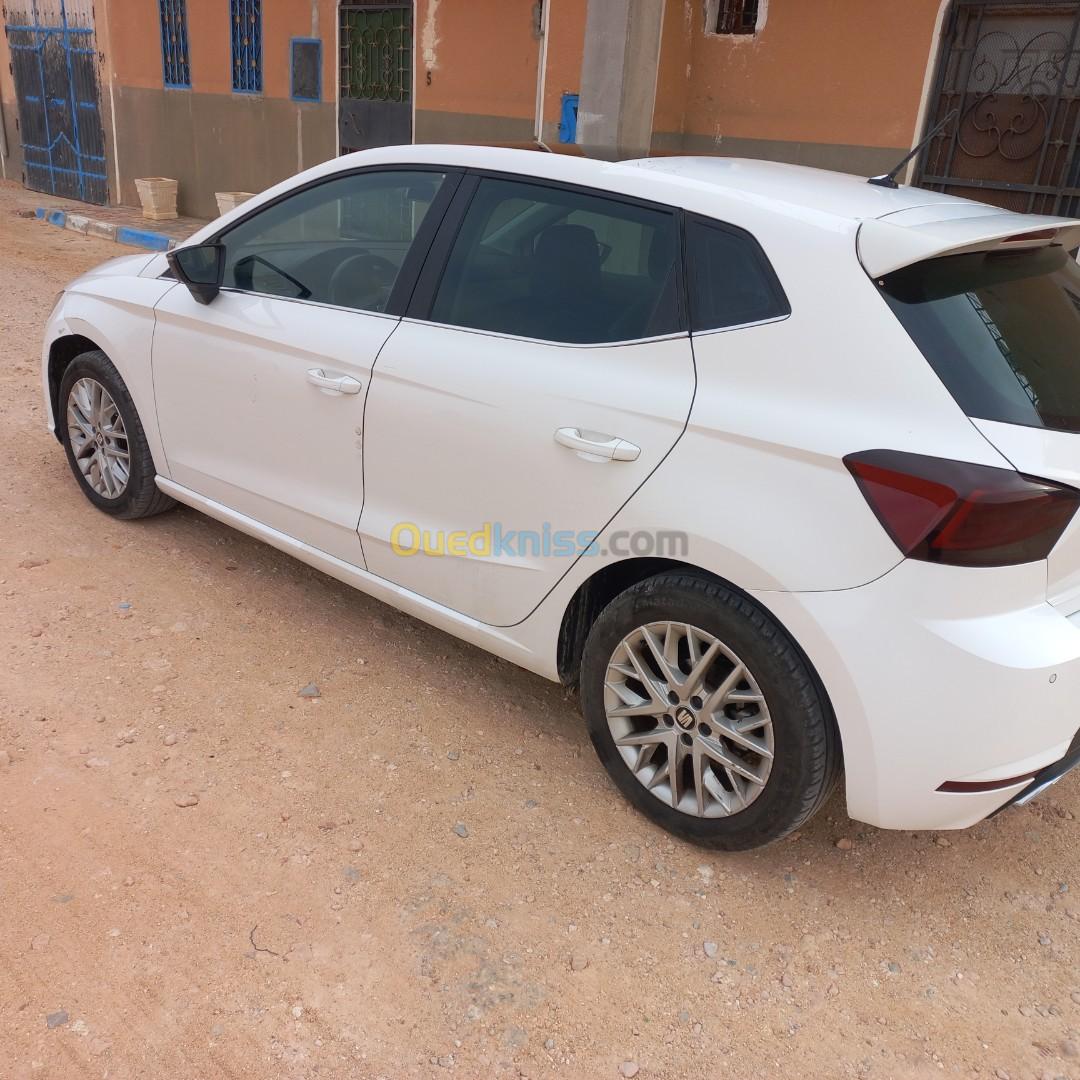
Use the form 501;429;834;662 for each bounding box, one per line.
158;0;191;88
340;4;411;103
714;0;758;35
230;0;262;94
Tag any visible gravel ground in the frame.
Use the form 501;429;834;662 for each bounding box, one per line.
1;178;1079;1080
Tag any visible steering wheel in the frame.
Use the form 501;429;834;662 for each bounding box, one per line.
328;253;399;311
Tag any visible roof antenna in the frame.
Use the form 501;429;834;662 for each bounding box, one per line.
867;108;958;189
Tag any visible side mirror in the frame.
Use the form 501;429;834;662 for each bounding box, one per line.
167;243;225;305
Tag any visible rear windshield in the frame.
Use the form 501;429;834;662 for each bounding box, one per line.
881;246;1080;433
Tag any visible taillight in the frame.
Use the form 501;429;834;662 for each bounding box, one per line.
843;449;1080;567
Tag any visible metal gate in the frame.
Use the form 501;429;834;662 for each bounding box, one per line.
3;0;107;203
916;1;1080;214
339;2;412;154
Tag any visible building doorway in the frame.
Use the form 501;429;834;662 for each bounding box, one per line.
339;2;413;154
3;0;108;203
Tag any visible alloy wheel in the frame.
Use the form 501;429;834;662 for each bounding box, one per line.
604;621;774;817
66;377;131;499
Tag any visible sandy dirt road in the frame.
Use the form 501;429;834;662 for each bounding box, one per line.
0;180;1078;1080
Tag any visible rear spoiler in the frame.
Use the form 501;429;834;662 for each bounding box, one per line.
858;209;1080;278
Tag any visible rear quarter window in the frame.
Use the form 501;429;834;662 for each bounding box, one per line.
685;217;790;332
881;247;1080;433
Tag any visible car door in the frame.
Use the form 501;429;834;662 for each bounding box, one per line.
151;167;455;564
358;174;696;625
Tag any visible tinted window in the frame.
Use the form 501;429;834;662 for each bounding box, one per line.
686;219;789;331
220;170;445;312
882;247;1080;433
429;178;681;344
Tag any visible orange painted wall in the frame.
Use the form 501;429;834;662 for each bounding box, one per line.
104;0;337;100
541;0;586;143
660;0;944;149
414;0;541;120
409;0;942;153
654;0;695;139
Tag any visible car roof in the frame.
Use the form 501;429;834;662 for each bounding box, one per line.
334;143;982;225
618;155;976;222
171;142;1074;280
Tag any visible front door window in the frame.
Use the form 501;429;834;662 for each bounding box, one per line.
219;169;446;312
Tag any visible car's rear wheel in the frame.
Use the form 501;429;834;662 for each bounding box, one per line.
58;350;175;520
580;572;840;850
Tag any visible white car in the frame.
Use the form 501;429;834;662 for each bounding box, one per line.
41;145;1080;849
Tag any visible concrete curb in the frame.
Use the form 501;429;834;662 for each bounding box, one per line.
35;207;178;252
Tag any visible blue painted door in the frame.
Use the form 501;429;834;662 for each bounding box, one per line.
4;0;108;203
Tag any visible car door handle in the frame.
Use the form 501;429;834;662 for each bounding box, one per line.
307;368;363;395
554;427;641;462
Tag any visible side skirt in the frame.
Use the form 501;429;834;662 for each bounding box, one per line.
155;477;557;680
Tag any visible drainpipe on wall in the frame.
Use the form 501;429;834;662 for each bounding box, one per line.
576;0;665;160
534;0;552;150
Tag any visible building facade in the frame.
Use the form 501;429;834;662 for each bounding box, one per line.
1;1;1078;220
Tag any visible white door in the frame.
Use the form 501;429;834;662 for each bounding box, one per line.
151;168;451;563
359;176;696;625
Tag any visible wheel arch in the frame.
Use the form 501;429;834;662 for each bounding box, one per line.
556;557;692;686
557;556;816;682
555;556;843;766
46;297;171;478
47;333;103;441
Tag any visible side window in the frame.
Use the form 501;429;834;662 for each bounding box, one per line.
686;218;789;331
219;170;446;313
429;178;681;344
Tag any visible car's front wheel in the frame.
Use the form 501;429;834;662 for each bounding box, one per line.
58;349;175;520
580;572;840;850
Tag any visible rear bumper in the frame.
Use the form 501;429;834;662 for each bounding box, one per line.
756;559;1080;831
992;731;1080;815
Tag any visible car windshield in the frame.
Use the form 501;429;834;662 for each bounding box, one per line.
881;245;1080;433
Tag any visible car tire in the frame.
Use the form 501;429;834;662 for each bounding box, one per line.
58;349;175;520
580;572;840;850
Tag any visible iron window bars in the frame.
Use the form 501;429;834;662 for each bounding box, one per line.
714;0;758;35
158;0;191;88
230;0;262;94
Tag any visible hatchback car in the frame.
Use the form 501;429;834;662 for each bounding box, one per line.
42;145;1080;849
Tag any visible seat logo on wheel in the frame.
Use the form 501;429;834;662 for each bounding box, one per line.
674;706;696;730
